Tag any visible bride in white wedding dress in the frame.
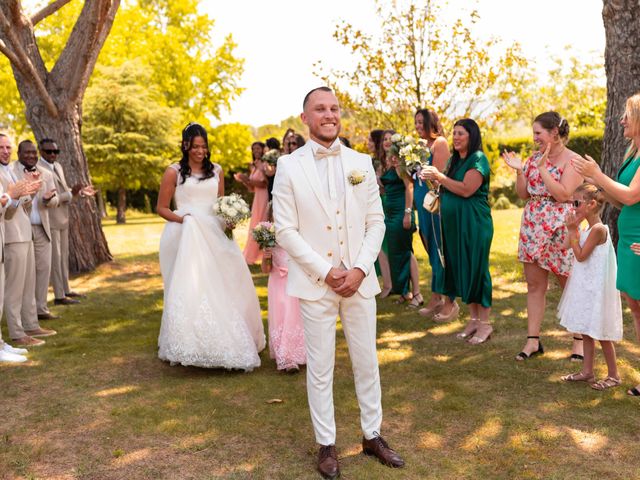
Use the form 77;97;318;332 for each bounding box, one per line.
156;123;265;370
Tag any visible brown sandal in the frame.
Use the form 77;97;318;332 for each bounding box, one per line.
591;376;621;391
561;372;595;383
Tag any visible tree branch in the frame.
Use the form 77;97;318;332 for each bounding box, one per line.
0;38;26;73
0;8;59;116
31;0;74;26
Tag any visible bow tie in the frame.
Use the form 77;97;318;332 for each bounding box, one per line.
314;145;340;160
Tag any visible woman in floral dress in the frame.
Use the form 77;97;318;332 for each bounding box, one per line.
502;112;583;361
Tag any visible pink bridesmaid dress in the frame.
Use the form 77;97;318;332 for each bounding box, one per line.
268;247;306;370
243;162;269;264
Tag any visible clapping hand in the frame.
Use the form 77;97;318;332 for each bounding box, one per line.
233;172;249;184
7;179;38;198
631;243;640;256
564;211;582;231
80;185;97;197
571;154;600;179
501;151;523;172
44;188;57;201
536;143;551;168
420;165;441;182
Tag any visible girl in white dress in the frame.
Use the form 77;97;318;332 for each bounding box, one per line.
156;123;265;370
558;183;623;390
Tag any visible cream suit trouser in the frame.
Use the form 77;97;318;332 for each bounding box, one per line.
0;263;5;347
4;241;39;339
50;227;70;299
299;289;382;446
32;225;52;315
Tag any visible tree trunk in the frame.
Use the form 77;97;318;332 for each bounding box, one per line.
26;105;112;272
116;187;127;224
601;0;640;247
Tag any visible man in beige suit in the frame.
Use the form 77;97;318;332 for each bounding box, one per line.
0;134;38;362
1;139;56;347
38;138;94;305
14;140;59;320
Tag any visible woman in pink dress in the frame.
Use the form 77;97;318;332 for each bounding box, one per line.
502;112;583;361
262;246;306;371
235;142;269;264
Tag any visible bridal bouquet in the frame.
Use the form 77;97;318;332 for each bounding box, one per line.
388;133;431;179
214;193;251;239
262;149;281;166
252;221;276;267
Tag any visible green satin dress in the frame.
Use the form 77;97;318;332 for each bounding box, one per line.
381;167;416;295
616;153;640;300
440;151;493;307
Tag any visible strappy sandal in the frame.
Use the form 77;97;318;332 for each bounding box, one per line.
395;294;411;305
561;372;595;383
456;318;479;339
570;336;584;362
433;301;459;323
408;293;424;309
627;386;640;397
515;336;544;361
591;376;621;391
467;322;493;345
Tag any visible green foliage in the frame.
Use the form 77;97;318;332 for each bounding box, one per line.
317;0;530;142
82;62;178;193
208;123;255;173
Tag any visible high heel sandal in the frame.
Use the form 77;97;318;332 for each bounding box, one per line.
456;318;479;339
515;336;544;361
419;298;445;317
433;302;459;323
467;321;493;345
570;336;584;362
395;294;411;305
408;293;424;309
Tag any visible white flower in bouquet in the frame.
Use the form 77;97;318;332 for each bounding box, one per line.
252;221;277;249
262;149;281;166
389;134;431;179
214;193;251;238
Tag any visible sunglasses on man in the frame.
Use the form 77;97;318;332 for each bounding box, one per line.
43;149;60;155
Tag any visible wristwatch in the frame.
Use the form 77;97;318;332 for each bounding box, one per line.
404;207;412;214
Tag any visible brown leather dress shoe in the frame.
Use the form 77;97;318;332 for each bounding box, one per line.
65;291;86;298
11;336;45;347
362;435;405;468
54;297;80;305
38;312;59;320
24;327;57;338
317;445;340;479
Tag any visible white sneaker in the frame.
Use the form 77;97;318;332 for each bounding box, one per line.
2;343;28;355
0;350;28;363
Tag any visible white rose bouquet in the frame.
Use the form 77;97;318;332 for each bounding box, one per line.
262;149;281;166
252;221;276;267
388;133;431;179
213;193;251;239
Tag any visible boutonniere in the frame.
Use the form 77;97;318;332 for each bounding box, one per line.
348;170;366;186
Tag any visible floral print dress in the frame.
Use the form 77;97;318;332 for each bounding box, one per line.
517;153;573;277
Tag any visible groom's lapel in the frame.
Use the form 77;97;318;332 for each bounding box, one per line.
340;147;356;217
298;144;332;220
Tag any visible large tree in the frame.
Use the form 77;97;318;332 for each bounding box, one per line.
601;0;640;244
0;0;118;271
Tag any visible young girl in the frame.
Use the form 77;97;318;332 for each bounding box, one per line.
262;246;306;372
558;183;623;390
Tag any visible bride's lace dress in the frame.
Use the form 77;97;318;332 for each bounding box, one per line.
158;164;265;370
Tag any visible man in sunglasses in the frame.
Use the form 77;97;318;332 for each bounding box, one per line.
38;138;95;306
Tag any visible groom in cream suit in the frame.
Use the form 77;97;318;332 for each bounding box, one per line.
272;87;404;479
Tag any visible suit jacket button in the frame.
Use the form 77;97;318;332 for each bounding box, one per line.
327;252;332;257
327;226;332;230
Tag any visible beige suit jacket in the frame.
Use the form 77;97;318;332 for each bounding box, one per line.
11;162;59;241
0;166;32;244
272;142;385;301
38;158;72;230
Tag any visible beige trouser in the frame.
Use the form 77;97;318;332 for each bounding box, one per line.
0;263;5;347
298;290;382;446
32;225;52;315
50;227;70;299
3;241;40;339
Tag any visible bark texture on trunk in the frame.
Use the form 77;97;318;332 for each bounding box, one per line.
116;188;126;224
601;0;640;247
0;0;120;272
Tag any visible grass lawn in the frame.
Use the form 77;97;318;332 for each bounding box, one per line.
1;209;639;480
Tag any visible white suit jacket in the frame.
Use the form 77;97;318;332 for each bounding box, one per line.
272;142;385;301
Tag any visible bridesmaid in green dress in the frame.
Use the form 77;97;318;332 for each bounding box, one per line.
572;92;640;396
382;130;423;306
422;119;494;344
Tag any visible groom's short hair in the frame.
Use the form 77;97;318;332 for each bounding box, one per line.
303;86;333;110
